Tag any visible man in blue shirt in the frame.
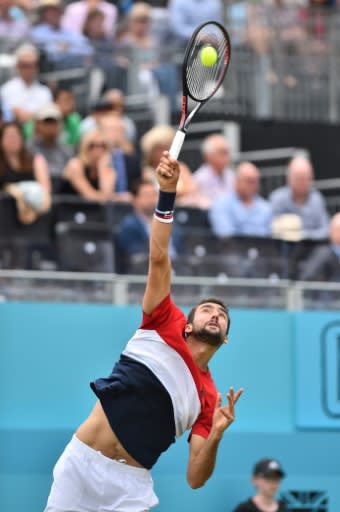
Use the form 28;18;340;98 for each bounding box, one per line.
168;0;223;47
31;0;93;68
209;161;272;238
269;156;329;240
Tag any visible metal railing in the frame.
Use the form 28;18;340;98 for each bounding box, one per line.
0;269;339;311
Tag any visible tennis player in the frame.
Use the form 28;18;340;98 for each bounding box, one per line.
44;151;243;512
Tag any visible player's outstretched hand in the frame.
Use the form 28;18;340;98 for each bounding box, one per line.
155;151;180;192
212;387;244;437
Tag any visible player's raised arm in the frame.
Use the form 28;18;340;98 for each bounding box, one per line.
142;151;180;315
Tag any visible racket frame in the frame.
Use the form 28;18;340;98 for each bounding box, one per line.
169;21;231;159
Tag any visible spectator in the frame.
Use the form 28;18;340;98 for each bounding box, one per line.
233;458;287;512
80;98;113;137
99;113;141;201
116;2;177;110
54;88;82;147
193;134;235;207
0;122;51;224
209;162;272;237
31;0;94;69
61;0;118;38
115;178;183;273
102;89;137;143
0;44;52;125
82;9;127;92
26;103;74;182
140;124;210;208
0;0;30;50
299;212;340;282
168;0;223;47
62;129;116;202
269;156;329;240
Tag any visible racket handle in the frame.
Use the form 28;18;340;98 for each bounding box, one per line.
169;130;186;160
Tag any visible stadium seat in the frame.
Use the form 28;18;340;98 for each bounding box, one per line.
219;236;285;278
52;196;109;225
288;238;330;280
55;221;114;272
175;207;211;229
0;193;54;269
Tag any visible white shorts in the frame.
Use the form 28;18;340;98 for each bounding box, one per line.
44;435;159;512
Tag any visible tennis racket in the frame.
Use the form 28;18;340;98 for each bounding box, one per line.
169;21;231;160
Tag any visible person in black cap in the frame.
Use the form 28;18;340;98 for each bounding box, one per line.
233;458;287;512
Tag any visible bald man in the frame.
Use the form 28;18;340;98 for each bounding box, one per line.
209;161;272;237
299;212;340;281
193;134;235;206
270;156;329;240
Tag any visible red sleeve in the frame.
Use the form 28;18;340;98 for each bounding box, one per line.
189;371;217;439
141;294;185;331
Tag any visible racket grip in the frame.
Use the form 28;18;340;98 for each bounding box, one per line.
169;130;186;160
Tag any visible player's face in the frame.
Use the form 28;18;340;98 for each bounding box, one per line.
189;302;229;346
253;475;281;499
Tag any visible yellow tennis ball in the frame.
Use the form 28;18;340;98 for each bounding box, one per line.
200;45;218;67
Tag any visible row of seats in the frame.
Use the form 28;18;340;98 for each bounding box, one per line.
0;193;328;278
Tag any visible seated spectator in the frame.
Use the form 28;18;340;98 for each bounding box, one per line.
102;89;137;143
0;0;30;50
80;98;113;137
269;156;329;240
82;9;128;92
116;2;177;110
168;0;223;48
54;88;82;147
115;178;182;273
193;134;235;207
209;162;272;237
140;124;210;208
299;212;340;282
99;113;140;201
61;0;118;38
0;44;52;125
233;458;287;512
0;122;51;224
26;103;74;181
62;129;116;202
31;0;94;69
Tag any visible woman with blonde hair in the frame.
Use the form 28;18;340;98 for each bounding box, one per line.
62;129;116;202
140;125;210;208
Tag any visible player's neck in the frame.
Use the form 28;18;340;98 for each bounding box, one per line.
187;337;218;371
253;493;278;511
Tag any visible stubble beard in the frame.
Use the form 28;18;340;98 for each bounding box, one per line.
191;325;224;347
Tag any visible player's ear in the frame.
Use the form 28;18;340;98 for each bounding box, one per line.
184;323;193;337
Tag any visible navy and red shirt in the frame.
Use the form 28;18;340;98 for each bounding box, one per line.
91;294;217;469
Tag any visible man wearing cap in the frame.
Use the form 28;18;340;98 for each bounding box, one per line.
27;103;74;183
233;458;287;512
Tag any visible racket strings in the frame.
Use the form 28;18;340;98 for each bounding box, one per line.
185;24;230;101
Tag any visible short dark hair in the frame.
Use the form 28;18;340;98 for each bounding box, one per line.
130;178;155;197
187;297;231;335
53;87;73;101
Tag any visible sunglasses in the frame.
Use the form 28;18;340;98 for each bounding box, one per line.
87;142;106;150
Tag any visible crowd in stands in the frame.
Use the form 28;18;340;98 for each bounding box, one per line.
0;0;339;285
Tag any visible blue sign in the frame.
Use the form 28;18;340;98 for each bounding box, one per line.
295;314;340;429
